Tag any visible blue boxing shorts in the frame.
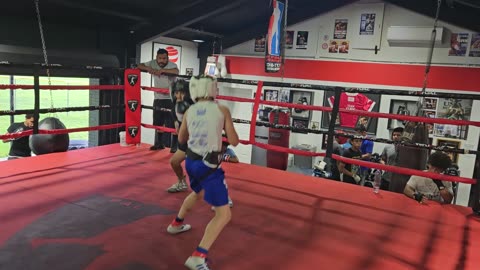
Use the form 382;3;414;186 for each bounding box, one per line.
185;157;229;207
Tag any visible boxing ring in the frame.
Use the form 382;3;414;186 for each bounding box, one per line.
1;66;480;270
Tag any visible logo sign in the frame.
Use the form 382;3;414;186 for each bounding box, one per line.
128;126;139;138
127;100;139;112
127;74;138;86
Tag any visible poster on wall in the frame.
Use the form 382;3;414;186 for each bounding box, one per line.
286;31;294;49
387;100;419;130
329;41;338;53
469;33;480;57
329;40;349;53
153;43;182;72
292;119;309;134
264;89;279;101
290;90;313;120
322;91;380;134
432;97;472;140
296;31;309;49
339;41;349;53
424;98;438;111
279;89;290;103
436;98;473;121
433;124;468;140
255;35;266;52
449;33;469;56
359;13;376;35
334;19;348;39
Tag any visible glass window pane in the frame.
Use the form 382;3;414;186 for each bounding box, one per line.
0;75;12;158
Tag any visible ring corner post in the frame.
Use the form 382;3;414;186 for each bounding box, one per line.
470;137;480;216
124;68;141;145
325;87;342;159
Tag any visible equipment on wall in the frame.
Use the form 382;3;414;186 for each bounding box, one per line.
294;96;308;113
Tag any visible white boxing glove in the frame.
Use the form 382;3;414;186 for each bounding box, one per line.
353;175;361;183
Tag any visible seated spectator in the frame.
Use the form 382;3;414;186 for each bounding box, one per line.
403;151;454;204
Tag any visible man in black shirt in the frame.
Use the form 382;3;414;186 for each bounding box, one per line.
2;114;34;160
338;137;363;185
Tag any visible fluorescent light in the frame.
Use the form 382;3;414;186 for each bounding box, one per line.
193;39;205;43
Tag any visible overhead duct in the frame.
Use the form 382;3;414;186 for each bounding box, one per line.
0;45;121;77
386;26;446;47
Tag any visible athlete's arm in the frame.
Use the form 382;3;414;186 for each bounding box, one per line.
219;105;239;146
178;111;189;144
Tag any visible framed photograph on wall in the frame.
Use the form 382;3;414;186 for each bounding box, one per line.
292;118;309;133
436;138;462;164
436;98;473;121
279;89;291;103
290;90;313;120
264;89;279;101
424;98;438;110
433;124;468;140
321;90;380;134
354;115;371;130
387;100;419;130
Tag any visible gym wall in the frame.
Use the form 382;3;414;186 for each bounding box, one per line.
221;1;480;206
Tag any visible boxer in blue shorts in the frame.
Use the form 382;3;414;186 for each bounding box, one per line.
166;75;239;270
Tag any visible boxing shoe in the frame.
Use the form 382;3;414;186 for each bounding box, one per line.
185;256;211;270
167;180;188;193
167;223;191;235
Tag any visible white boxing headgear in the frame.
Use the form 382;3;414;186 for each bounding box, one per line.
189;75;217;102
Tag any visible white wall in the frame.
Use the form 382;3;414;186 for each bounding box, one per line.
221;0;480;206
139;37;200;145
218;84;256;164
225;1;480;66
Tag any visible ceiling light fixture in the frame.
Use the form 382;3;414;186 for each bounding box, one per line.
193;39;205;43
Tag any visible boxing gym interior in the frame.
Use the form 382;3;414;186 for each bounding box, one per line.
1;0;480;269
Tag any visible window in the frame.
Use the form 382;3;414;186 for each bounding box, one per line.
0;76;90;158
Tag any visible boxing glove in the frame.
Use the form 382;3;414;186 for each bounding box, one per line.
353;175;361;184
176;101;191;114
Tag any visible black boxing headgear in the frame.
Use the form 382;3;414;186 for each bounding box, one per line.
170;79;191;99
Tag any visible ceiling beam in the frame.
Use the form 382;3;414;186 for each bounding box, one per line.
134;0;251;43
221;0;356;49
48;0;148;23
178;27;224;38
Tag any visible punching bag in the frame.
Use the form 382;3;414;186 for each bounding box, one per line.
266;109;291;170
389;121;429;193
29;117;70;155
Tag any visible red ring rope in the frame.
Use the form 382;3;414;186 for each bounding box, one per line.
140;81;478;185
141;85;480;127
141;86;168;93
333;154;476;185
0;124;125;140
0;85;124;90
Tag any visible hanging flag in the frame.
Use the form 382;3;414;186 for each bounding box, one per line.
265;0;285;73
